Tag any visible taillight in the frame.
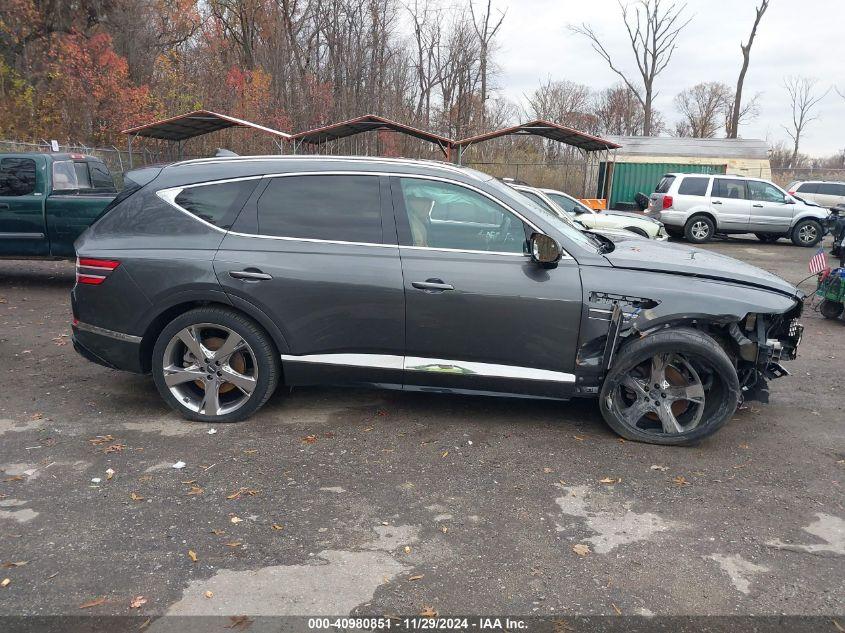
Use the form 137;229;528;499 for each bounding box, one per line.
662;195;673;209
76;257;120;285
788;190;796;196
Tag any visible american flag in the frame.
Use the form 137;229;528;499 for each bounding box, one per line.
808;246;829;274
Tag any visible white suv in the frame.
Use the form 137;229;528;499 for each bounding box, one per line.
647;173;830;247
786;180;845;210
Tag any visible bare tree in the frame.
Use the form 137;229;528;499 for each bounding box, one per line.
569;0;691;135
526;79;592;126
783;76;829;168
469;0;506;126
592;83;646;135
727;0;769;138
673;82;731;138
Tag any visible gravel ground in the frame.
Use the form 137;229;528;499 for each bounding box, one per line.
0;235;842;629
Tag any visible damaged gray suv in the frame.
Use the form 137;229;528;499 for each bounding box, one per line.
71;157;804;445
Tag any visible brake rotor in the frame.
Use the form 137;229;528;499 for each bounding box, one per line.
192;335;246;395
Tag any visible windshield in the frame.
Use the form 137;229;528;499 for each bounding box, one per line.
486;179;600;252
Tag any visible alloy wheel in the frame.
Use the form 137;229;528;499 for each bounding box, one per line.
611;352;706;435
797;223;818;244
161;323;258;416
691;221;710;241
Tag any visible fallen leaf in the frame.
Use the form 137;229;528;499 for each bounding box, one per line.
611;603;622;616
1;562;27;568
225;542;242;548
88;435;114;446
130;492;145;501
211;529;225;536
227;487;259;500
0;578;9;588
187;550;198;562
106;468;115;480
230;516;243;524
301;435;318;444
408;574;424;581
440;526;448;533
130;596;147;609
419;606;438;618
572;543;591;557
270;524;284;531
79;597;106;609
103;443;125;454
226;615;253;630
363;427;374;432
2;475;24;482
672;476;690;487
204;591;214;599
543;467;553;474
650;465;668;472
599;477;621;484
182;479;197;485
187;485;204;495
441;451;448;458
30;412;43;420
403;546;411;554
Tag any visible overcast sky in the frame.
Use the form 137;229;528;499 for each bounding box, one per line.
492;0;844;156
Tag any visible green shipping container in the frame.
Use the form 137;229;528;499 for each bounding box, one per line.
603;162;726;209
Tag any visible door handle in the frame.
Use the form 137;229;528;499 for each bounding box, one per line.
412;278;454;292
752;203;764;207
712;200;722;205
229;270;272;281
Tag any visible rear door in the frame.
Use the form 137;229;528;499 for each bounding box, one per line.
816;183;845;208
709;178;750;231
214;173;406;388
747;180;794;231
0;156;48;256
392;175;582;399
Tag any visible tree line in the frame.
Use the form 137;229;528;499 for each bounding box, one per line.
0;0;841;168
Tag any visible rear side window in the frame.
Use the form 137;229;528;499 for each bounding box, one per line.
89;161;115;190
257;175;382;243
0;158;36;196
174;180;257;228
678;176;710;196
655;175;675;193
712;178;747;200
796;182;819;193
818;183;845;196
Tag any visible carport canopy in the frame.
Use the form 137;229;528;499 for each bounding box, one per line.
121;109;292;142
453;119;621;155
291;114;454;157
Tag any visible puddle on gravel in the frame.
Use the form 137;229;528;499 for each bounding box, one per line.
554;484;676;553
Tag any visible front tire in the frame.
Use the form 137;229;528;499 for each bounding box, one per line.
791;219;823;247
599;328;740;446
151;307;280;423
684;215;715;243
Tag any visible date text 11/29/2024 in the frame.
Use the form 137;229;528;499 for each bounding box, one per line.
307;617;528;630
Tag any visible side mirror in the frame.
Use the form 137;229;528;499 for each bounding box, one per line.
785;196;795;204
530;232;562;268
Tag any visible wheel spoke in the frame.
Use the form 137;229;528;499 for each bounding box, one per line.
650;354;668;386
211;332;246;362
163;364;206;387
621;398;653;426
621;375;649;399
220;366;256;394
177;326;208;360
200;382;221;416
665;382;705;403
655;401;685;434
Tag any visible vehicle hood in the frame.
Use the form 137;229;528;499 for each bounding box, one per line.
603;210;660;224
602;238;800;297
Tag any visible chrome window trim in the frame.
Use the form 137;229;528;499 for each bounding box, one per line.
280;352;576;383
157;170;572;259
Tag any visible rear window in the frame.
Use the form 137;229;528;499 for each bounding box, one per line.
257;175;382;243
796;182;819;193
712;178;747;200
655;175;676;193
0;157;36;196
89;161;115;190
174;180;257;228
818;183;845;196
678;176;710;196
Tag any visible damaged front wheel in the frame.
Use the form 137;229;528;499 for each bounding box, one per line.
599;328;740;445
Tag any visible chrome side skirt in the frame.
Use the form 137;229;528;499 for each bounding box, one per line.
280;353;576;383
75;321;143;344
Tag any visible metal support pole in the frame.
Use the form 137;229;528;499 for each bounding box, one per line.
127;135;134;169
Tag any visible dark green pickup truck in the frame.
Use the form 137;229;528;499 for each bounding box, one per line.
0;153;118;258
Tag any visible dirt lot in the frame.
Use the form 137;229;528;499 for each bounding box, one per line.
0;236;842;628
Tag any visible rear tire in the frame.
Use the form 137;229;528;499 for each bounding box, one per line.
151;307;280;423
820;299;844;320
791;219;823;247
684;215;715;243
599;327;740;446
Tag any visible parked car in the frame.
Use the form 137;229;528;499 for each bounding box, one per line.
509;184;643;241
72;156;804;446
0;152;118;258
536;187;667;240
647;173;830;246
786;180;845;210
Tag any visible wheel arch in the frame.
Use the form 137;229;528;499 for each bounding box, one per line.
685;211;717;229
139;296;289;373
623;225;649;237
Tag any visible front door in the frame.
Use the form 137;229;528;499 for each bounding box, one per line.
747;180;794;231
709;177;750;231
214;173;406;388
0;156;48;256
391;176;583;399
